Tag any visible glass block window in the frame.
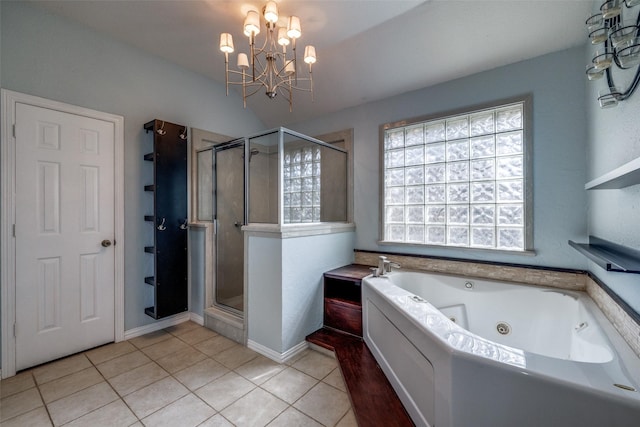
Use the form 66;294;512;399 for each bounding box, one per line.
283;146;321;223
382;101;528;251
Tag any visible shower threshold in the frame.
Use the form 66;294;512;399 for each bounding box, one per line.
204;305;245;344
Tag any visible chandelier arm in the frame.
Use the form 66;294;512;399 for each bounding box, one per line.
251;55;270;82
224;53;230;96
612;66;640;100
225;76;267;90
269;78;312;93
245;84;268;98
227;62;270;84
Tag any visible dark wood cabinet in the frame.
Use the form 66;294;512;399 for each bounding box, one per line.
143;120;188;319
323;264;372;337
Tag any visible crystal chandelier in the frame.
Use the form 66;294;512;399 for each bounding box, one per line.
586;0;640;108
219;1;317;111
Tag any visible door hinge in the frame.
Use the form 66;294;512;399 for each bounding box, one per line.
13;323;16;338
12;124;16;138
12;224;16;237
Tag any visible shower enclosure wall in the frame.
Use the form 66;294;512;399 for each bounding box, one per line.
193;127;352;347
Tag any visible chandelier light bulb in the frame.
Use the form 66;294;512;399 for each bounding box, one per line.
277;27;290;46
219;33;234;53
304;46;317;64
237;53;249;69
264;1;279;24
285;60;295;76
287;16;301;39
244;10;261;37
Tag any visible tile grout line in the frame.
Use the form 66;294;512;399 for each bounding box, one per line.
32;371;55;426
54;348;143;426
3;323;352;427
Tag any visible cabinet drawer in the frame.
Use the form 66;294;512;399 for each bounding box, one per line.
324;298;362;337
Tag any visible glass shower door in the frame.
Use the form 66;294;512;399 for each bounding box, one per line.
214;141;245;314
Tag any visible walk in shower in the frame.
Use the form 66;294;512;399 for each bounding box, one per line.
194;127;349;339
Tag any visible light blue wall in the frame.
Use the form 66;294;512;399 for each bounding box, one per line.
290;47;589;270
585;2;640;314
280;231;354;351
247;231;354;354
1;1;265;331
247;236;283;352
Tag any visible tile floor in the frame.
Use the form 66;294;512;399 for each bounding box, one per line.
0;322;356;426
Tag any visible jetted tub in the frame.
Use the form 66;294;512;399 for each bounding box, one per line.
362;270;640;427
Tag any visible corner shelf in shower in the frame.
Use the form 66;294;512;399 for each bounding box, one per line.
585;156;640;190
143;119;188;319
568;236;640;274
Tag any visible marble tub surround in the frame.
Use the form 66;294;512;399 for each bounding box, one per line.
355;250;586;290
0;322;355;427
587;275;640;358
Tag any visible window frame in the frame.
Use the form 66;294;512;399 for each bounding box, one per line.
378;95;534;253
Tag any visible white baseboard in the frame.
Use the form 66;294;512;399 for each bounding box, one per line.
190;312;204;326
124;312;191;340
247;339;308;364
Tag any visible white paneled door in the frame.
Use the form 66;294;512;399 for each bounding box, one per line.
14;103;116;370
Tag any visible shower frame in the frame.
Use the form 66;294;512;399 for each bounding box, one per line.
211;127;349;314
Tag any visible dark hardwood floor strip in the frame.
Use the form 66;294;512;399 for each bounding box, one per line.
306;328;415;427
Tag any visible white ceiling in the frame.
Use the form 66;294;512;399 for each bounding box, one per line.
30;0;593;127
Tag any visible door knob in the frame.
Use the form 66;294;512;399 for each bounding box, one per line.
101;240;112;248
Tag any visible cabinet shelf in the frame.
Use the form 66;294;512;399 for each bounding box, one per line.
144;306;156;318
569;236;640;274
585;156;640;190
323;264;372;337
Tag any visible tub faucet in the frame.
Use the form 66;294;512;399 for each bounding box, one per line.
384;259;401;274
374;256;400;276
369;256;387;277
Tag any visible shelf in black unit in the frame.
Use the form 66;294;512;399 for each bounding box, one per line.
144;215;154;222
144;306;156;319
144;185;155;192
144;153;154;161
144;246;155;254
569;236;640;274
145;277;155;286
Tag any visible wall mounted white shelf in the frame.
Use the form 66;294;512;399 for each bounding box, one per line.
569;236;640;274
585;157;640;190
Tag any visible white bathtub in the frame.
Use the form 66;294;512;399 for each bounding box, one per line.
362;270;640;427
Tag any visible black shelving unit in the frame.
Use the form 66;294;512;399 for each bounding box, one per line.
143;119;189;319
